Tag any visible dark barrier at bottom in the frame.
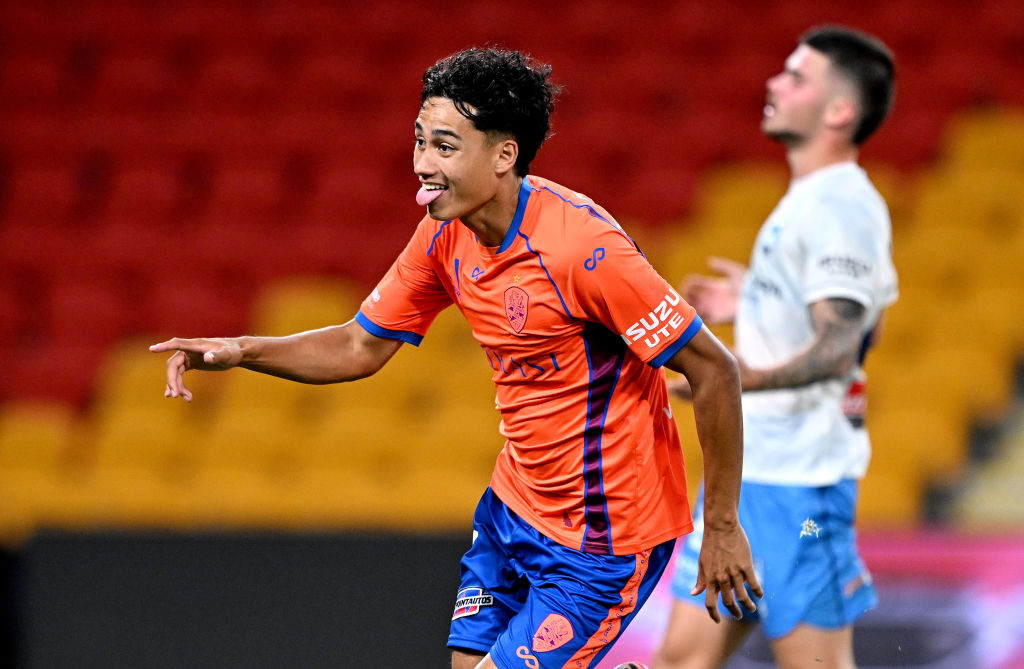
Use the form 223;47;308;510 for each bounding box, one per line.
8;531;470;669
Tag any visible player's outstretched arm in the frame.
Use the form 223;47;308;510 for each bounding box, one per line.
739;297;866;391
150;319;404;402
665;326;762;622
679;256;746;325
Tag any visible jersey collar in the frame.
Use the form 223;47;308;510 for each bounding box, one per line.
494;176;533;254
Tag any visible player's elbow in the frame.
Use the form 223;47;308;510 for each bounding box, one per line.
689;344;741;399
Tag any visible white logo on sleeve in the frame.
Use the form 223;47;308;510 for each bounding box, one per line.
621;288;687;349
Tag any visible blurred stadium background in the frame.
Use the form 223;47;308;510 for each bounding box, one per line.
1;0;1022;667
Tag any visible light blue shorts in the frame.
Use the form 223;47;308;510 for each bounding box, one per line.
449;488;674;668
670;480;877;639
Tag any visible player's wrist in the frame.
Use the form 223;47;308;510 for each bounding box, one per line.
236;336;260;364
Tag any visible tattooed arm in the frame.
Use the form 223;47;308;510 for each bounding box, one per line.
740;297;866;391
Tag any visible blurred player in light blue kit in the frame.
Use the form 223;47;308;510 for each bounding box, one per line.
653;25;897;669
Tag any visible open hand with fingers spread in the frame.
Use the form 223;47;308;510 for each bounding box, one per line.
149;337;244;402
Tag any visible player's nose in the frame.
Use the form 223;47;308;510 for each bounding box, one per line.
413;145;435;177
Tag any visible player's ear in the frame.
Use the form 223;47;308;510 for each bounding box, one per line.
824;95;857;134
494;137;518;176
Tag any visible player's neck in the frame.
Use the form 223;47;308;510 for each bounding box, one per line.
460;175;524;248
786;136;859;180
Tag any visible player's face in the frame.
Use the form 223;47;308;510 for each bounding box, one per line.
761;44;835;146
414;97;508;223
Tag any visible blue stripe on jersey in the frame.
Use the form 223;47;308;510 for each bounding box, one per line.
580;322;627;555
355;310;424;346
495;177;533;254
533;184;616;228
648;314;703;368
426;220;454;257
531;182;646;258
517;231;572;318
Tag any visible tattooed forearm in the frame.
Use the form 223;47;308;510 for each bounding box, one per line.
742;298;866;391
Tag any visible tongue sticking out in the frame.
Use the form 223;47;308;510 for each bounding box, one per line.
416;186;446;207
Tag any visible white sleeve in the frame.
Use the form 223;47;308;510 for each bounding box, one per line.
801;196;881;309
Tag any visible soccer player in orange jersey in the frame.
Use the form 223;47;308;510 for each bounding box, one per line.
152;48;760;668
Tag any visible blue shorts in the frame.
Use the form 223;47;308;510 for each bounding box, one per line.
449;488;675;668
669;480;877;640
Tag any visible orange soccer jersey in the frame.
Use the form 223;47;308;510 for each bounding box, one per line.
357;176;702;555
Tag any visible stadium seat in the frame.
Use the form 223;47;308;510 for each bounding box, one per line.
943;108;1024;172
105;163;183;224
3;0;1024;536
89;51;185;111
858;466;924;529
248;276;362;336
3;165;78;224
203;161;283;226
188;50;280;110
0;400;78;473
140;270;253;340
0;400;91;542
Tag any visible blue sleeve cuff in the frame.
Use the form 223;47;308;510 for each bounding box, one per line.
355;310;424;346
648;314;703;368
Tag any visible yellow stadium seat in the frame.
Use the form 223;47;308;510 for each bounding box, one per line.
909;164;1024;246
0;400;78;472
942;107;1024;172
248;276;363;336
0;401;89;544
685;162;787;262
196;404;308;478
857;465;924;529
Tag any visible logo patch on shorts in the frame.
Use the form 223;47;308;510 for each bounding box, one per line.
452;587;494;620
504;286;529;333
531;613;574;652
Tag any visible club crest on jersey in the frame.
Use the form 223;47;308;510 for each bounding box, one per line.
532;613;574;652
452;587;494;620
504;286;529;333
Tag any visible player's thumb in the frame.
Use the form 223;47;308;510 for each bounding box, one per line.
203;348;227;365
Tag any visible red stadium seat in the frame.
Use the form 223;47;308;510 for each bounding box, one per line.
2;165;78;224
0;53;70;112
89;52;189;112
106;163;182;224
45;274;138;348
187;50;281;110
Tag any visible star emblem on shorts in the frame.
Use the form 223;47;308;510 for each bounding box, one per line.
799;518;821;538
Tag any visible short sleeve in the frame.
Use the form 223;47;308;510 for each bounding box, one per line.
802;197;881;309
357;219;454;345
569;223;701;367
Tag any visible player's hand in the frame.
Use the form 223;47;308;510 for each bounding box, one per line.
680;257;746;325
149;337;244;402
691;521;762;623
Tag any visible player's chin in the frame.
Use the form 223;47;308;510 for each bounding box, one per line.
425;200;458;221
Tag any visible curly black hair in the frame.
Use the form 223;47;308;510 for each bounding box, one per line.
421;48;560;177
